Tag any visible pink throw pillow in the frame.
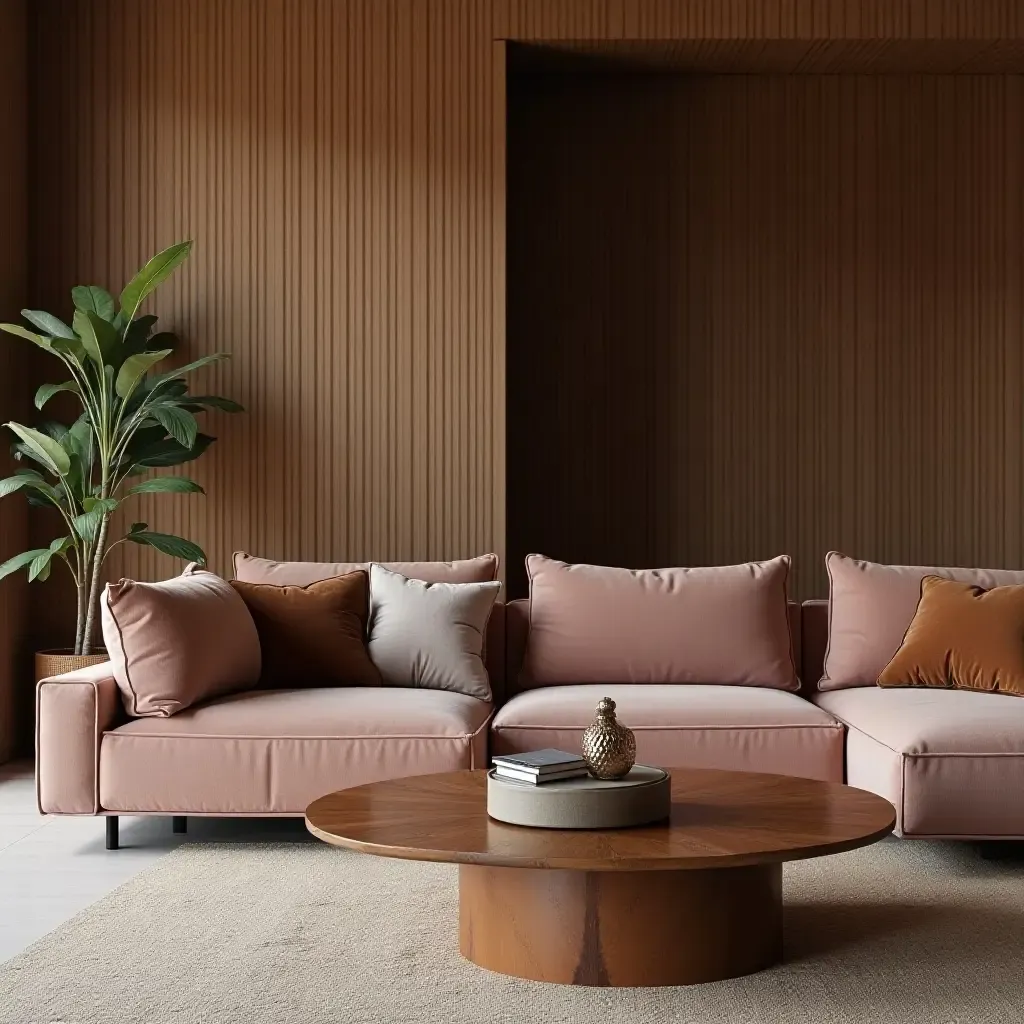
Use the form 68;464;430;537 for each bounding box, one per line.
521;554;797;690
101;565;261;717
821;551;1024;690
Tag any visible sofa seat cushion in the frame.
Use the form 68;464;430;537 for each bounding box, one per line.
99;688;491;814
815;687;1024;837
492;684;843;782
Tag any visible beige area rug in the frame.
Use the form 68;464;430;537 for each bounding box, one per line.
1;839;1022;1023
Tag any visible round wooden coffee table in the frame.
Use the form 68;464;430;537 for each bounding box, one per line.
306;767;895;987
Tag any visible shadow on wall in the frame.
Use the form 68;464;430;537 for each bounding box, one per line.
505;55;1024;600
506;68;679;597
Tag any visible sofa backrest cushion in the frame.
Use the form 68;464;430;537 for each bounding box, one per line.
101;565;262;717
231;570;382;689
232;551;498;587
485;600;506;702
505;598;531;694
519;554;798;690
822;551;1024;689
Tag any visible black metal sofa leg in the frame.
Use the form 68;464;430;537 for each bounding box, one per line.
105;815;119;851
172;815;187;835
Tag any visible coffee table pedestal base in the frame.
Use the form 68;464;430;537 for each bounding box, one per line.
459;862;782;986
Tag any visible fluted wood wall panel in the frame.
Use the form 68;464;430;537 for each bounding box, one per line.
508;70;1024;600
28;0;506;622
13;0;1024;663
0;0;27;762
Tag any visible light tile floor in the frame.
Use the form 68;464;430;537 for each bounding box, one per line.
0;760;311;964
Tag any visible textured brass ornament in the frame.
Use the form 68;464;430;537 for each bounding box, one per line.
581;697;637;780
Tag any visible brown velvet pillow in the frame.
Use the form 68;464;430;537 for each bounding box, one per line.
230;570;381;688
877;575;1024;696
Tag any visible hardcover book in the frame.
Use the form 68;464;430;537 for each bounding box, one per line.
491;749;587;773
493;765;589;785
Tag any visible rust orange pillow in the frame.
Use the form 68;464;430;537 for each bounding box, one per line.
877;575;1024;696
231;570;381;688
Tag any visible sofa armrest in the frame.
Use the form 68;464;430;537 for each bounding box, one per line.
36;661;123;814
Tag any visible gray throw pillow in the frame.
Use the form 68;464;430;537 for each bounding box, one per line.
367;563;500;700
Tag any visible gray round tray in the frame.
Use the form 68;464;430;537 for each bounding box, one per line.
486;765;671;829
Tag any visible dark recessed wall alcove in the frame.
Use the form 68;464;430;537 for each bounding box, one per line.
506;43;1024;600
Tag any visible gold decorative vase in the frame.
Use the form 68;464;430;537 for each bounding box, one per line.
581;697;636;780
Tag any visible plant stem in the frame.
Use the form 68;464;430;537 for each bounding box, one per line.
74;584;86;655
81;514;108;655
73;547;86;656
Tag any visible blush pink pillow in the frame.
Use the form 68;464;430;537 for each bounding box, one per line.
822;551;1024;690
521;554;798;690
232;551;498;587
101;565;261;717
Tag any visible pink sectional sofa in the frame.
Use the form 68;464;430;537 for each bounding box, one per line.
34;551;1024;847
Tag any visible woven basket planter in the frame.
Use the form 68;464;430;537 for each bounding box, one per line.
34;649;109;683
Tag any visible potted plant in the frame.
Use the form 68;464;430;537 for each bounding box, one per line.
0;241;242;676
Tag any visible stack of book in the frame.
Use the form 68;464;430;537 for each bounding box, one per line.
491;749;589;785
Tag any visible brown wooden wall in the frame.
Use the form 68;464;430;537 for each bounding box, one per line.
28;0;507;612
0;0;27;762
508;69;1024;599
1;1;1023;753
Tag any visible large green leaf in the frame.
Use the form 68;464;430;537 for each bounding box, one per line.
127;530;206;564
119;241;193;321
0;473;39;498
115;348;172;399
27;537;72;583
147;331;178;352
151;405;198;449
28;555;50;582
49;334;88;365
0;548;50;582
120;378;184;422
117;423;168;460
126;432;215;473
21;310;76;340
72;310;100;366
73;309;119;369
66;414;94;466
71;285;116;322
62;414;95;497
0;323;54;350
122;315;160;356
0;471;57;500
0;469;61;507
125;476;204;496
34;380;80;410
148;353;228;389
72;497;118;543
36;419;70;443
184;394;245;414
4;423;71;476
